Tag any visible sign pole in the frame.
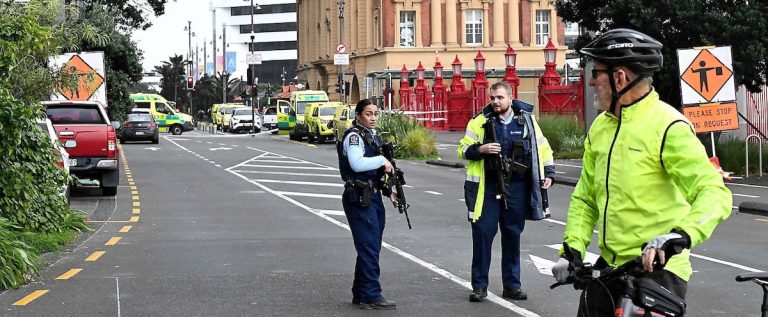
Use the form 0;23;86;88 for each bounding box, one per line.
710;132;716;157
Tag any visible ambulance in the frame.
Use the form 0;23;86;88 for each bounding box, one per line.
280;90;329;140
129;93;195;135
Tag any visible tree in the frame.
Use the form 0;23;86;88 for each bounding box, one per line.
66;0;168;30
154;54;189;108
555;0;768;108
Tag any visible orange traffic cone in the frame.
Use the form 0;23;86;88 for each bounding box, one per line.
709;157;732;181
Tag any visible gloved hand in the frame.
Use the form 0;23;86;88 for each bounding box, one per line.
551;246;583;284
552;258;572;283
642;231;690;272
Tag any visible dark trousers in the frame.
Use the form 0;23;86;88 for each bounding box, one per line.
471;180;528;290
343;192;386;304
577;269;688;317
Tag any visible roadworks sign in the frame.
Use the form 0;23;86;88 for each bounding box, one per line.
678;46;735;105
49;52;107;107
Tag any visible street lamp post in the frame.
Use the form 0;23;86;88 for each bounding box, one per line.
248;0;262;134
338;0;345;103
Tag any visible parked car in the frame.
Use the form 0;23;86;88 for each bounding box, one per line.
261;104;278;132
229;107;261;133
44;100;120;196
36;117;71;201
307;102;343;144
218;104;242;132
120;113;159;144
332;104;355;142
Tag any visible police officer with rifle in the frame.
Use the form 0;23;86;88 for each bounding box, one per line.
381;142;411;229
458;81;555;302
337;99;401;310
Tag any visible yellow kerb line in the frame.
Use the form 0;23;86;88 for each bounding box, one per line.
13;290;49;306
132;195;139;200
133;202;140;207
130;185;137;190
56;268;82;280
756;218;768;222
105;237;122;246
131;190;138;195
86;251;106;262
119;225;132;233
130;216;139;222
133;208;140;214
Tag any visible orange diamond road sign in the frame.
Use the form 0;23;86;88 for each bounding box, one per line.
59;55;105;101
679;47;734;104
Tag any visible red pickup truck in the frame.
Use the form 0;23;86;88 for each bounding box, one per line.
44;101;120;196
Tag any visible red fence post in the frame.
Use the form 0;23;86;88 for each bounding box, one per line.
446;55;472;131
414;61;428;125
398;64;411;109
503;44;520;99
433;57;448;130
471;51;489;114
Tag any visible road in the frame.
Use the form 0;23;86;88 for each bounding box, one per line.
1;130;766;316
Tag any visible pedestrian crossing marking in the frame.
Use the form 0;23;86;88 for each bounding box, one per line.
252;179;343;187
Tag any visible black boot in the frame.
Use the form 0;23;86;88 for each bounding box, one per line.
502;288;527;300
469;288;487;302
359;299;397;310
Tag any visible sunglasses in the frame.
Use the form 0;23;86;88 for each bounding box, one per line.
591;68;616;79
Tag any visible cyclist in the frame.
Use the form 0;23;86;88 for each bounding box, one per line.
551;28;732;316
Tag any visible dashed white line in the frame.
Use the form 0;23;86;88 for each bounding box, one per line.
252;179;343;187
425;191;443;195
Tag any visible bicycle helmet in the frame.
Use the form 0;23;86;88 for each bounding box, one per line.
580;28;663;75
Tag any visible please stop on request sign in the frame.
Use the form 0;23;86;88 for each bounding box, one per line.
683;102;738;133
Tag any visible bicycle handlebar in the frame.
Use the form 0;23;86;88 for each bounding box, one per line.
736;272;768;282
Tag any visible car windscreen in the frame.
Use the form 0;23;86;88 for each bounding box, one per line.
263;107;277;115
46;106;105;124
296;101;312;114
320;107;337;116
234;109;252;116
132;101;151;109
127;114;153;122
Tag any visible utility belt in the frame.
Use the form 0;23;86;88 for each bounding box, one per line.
344;179;380;208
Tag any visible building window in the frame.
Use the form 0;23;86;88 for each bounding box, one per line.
535;10;550;46
249;41;298;51
230;3;297;16
239;22;297;34
465;9;483;45
399;11;415;47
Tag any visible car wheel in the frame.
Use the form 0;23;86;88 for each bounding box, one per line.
152;135;159;144
308;133;315;143
171;124;183;135
119;137;125;144
102;186;117;196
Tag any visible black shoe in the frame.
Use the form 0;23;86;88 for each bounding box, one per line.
352;296;360;305
469;288;487;302
502;288;527;300
359;299;397;310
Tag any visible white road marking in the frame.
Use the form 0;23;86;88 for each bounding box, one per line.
459;199;465;202
733;193;760;198
210;147;232;151
545;244;600;264
239;164;336;170
313;209;346;216
450;168;462;172
253;179;343;187
728;182;768;189
554;163;582;168
403;185;414;188
275;191;341;199
248;159;309;164
115;277;121;317
425;191;442;195
231;170;340;178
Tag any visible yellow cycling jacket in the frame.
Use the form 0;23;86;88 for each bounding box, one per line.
564;90;732;281
458;101;555;222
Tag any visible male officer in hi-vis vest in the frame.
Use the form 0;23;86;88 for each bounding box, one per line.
458;81;555;302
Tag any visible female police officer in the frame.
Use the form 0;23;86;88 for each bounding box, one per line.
337;99;398;310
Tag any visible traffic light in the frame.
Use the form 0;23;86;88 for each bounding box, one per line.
186;76;194;89
344;81;350;96
335;81;342;93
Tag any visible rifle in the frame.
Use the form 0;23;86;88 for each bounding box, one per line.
381;142;412;229
482;116;509;210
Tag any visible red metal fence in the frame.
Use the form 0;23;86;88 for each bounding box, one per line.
747;86;768;139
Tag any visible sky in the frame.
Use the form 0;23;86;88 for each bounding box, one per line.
132;0;214;73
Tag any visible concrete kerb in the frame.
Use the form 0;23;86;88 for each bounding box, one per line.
738;201;768;217
426;160;465;168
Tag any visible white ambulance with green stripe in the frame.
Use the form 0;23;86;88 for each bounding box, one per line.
129;93;195;135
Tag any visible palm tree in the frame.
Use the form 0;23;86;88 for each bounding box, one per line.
153;55;188;107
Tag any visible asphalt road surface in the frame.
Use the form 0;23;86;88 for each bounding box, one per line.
1;130;766;316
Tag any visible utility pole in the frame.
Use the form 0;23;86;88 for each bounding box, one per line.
338;0;345;103
187;21;192;76
203;40;207;77
211;6;216;76
222;23;227;104
250;0;256;134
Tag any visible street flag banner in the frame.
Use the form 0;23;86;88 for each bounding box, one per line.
206;62;214;76
226;52;237;73
216;56;224;73
49;51;107;107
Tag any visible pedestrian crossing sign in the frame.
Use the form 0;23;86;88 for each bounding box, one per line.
678;46;735;105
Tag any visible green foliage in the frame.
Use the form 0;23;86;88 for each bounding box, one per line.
0;217;40;289
69;0;168;30
538;114;586;159
154;54;189;108
555;0;768;105
716;137;768;176
19;229;77;254
377;111;439;159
